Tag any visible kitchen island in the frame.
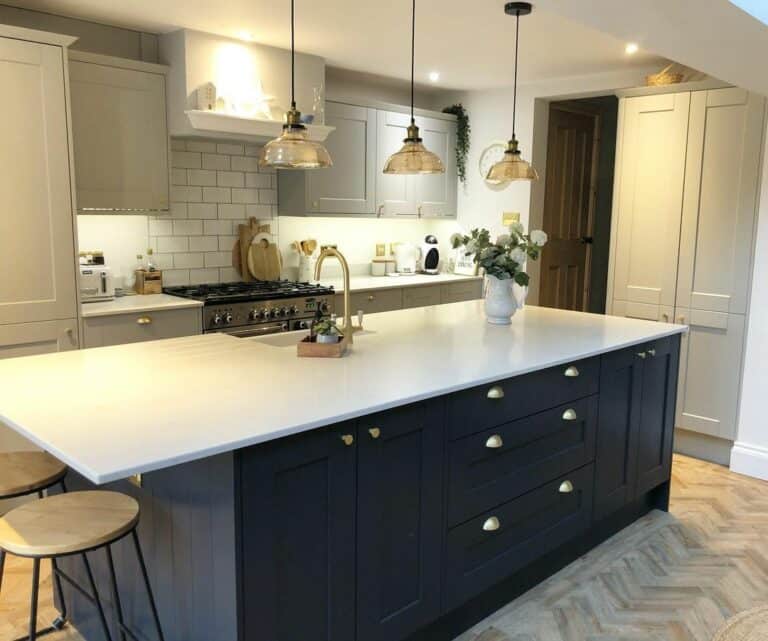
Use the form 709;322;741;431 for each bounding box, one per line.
0;301;686;641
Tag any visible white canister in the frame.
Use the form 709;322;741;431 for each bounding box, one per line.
298;255;317;283
371;259;387;276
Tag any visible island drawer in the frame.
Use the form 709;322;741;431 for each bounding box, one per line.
444;464;594;611
338;289;403;315
446;357;600;439
402;284;442;309
82;308;202;347
447;396;598;526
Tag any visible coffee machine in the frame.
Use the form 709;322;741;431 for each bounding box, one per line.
421;235;440;274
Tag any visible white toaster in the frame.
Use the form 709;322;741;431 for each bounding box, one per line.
79;265;115;302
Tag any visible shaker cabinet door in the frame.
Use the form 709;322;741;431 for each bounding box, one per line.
376;110;418;216
69;57;170;212
238;424;357;641
677;89;765;315
611;93;690;316
414;115;457;218
0;38;77;325
306;101;377;214
356;402;444;641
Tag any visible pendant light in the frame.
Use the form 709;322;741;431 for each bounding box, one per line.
486;2;539;183
260;0;332;170
383;0;445;175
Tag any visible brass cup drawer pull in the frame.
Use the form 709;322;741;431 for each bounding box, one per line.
562;408;578;421
564;366;580;378
485;434;504;449
136;316;153;326
341;434;354;446
559;480;574;494
368;427;381;439
482;516;501;532
486;385;505;400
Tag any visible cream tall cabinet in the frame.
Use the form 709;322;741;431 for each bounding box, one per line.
0;27;80;460
609;88;765;444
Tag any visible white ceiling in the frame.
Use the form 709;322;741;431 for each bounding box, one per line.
9;0;666;90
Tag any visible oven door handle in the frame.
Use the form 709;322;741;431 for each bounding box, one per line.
220;323;288;338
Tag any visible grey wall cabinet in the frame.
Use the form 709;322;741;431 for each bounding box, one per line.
69;52;170;212
279;101;458;218
608;88;765;445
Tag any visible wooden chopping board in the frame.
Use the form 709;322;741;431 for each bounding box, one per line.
232;218;281;281
247;234;282;280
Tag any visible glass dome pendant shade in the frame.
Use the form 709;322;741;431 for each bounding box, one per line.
383;121;445;175
383;0;445;176
260;104;333;170
260;0;332;170
486;136;538;182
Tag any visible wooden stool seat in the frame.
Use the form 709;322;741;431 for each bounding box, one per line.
0;491;139;557
0;451;67;498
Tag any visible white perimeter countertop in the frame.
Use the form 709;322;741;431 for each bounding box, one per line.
81;294;203;318
0;302;686;484
320;272;482;293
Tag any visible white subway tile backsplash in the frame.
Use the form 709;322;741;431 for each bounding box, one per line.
232;188;259;204
245;173;270;189
171;186;203;202
172;151;201;169
190;236;219;252
149;138;277;284
203;187;231;203
202;153;230;170
187;169;217;186
218;203;246;219
231;156;260;172
217;171;245;188
157;236;189;253
187;203;218;219
173;252;205;269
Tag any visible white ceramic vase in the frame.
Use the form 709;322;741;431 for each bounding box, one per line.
484;275;518;324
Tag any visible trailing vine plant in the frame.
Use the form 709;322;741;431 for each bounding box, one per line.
442;103;470;184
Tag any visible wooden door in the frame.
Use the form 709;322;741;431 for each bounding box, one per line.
414;115;458;218
611;93;690;316
635;337;680;496
376;110;417;216
0;37;77;325
539;105;598;311
239;423;356;641
307;101;377;214
356;402;444;641
593;346;644;520
677;89;765;315
69;57;169;212
675;308;746;440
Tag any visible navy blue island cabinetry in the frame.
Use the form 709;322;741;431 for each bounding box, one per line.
58;335;680;641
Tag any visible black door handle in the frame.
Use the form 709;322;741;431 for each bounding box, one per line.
579;236;594;245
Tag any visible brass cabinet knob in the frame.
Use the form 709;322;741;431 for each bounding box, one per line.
482;516;501;532
647;348;656;357
485;434;504;449
136;316;152;325
486;385;505;400
637;351;647;359
562;409;578;421
368;427;381;439
368;295;375;302
559;480;574;494
340;434;354;446
564;366;580;378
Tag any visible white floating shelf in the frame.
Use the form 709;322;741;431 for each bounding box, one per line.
185;110;334;142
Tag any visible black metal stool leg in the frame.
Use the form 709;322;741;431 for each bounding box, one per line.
50;558;67;629
29;558;40;641
105;546;127;641
81;553;113;641
131;530;165;641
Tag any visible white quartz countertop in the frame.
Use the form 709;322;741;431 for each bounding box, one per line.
0;302;686;484
80;294;203;318
320;272;482;293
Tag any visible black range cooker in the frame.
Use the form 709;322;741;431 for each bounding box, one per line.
163;280;335;337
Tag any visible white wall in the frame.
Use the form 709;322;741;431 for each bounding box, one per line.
732;122;768;480
77;215;150;286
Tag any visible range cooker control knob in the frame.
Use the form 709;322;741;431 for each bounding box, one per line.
223;312;233;324
320;301;329;313
277;307;288;318
289;305;300;315
268;308;278;319
212;313;222;325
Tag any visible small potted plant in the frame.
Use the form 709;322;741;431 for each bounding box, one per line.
313;318;342;344
451;223;547;324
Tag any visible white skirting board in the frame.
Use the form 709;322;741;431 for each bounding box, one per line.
730;441;768;481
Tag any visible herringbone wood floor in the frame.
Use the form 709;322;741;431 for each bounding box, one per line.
1;455;766;641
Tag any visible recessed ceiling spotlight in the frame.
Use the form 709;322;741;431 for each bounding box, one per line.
625;42;639;55
428;71;440;83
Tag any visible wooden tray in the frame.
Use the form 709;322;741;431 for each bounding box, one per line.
297;335;349;358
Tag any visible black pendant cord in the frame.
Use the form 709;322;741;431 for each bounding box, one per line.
291;0;296;110
410;0;416;125
512;8;520;140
